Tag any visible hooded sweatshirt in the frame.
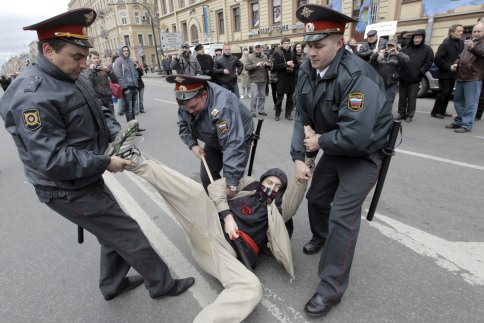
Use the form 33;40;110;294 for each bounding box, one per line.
113;45;138;90
399;29;434;83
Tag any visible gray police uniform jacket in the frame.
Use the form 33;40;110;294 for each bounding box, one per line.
178;82;254;186
291;46;393;162
0;54;120;198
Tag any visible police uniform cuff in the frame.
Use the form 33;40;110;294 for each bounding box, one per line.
291;152;305;162
219;210;232;220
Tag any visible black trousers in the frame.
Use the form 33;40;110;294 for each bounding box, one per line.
45;180;175;299
275;90;294;118
476;85;484;119
306;152;383;299
200;142;252;191
397;82;420;118
431;78;456;115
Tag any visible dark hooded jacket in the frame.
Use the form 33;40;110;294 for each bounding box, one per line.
399;29;434;84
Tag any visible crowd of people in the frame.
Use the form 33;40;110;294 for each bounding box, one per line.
1;4;483;323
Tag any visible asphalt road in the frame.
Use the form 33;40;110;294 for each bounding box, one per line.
0;76;483;323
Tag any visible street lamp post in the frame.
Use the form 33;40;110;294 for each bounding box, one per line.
109;2;163;75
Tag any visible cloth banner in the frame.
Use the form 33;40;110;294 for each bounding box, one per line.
356;0;372;33
326;0;342;13
422;0;484;16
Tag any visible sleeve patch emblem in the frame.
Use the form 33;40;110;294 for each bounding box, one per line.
22;109;41;130
216;120;229;134
348;92;364;112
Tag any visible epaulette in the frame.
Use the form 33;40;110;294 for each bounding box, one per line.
24;75;43;93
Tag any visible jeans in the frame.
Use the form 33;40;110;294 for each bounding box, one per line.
385;83;399;107
100;98;115;113
221;83;240;99
122;89;138;122
250;82;266;113
136;87;145;113
397;82;419;118
117;98;124;114
453;80;482;130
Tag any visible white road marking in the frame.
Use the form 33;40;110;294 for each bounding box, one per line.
154;99;177;105
367;212;484;286
105;171;307;322
396;148;484;171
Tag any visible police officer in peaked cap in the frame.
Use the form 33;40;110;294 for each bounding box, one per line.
0;8;194;301
291;4;393;318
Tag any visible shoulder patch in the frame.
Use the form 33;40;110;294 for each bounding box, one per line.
348;92;364;112
216;120;229;134
22;109;42;131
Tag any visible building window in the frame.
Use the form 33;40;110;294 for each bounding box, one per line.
134;11;141;24
138;34;144;46
233;7;241;31
123;35;131;47
217;11;225;34
182;22;188;42
120;12;127;25
297;0;307;6
148;34;153;46
172;24;177;32
151;54;155;65
273;0;281;24
161;0;168;14
251;3;259;28
179;0;185;8
189;0;196;4
191;25;199;44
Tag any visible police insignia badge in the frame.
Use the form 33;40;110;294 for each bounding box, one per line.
216;120;229;134
22;109;41;130
210;108;219;117
348;92;364;112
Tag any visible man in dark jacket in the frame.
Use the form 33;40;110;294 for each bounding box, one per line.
370;40;410;106
430;24;464;119
396;29;434;122
195;44;214;77
85;50;118;113
292;5;393;318
357;29;387;62
170;42;202;76
445;23;484;133
213;44;244;98
273;37;299;121
0;8;193;302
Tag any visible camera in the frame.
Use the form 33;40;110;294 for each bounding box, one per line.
93;65;102;71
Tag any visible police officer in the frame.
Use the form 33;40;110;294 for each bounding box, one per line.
0;8;194;301
292;5;393;317
166;75;254;195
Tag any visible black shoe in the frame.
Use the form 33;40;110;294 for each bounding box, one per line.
252;112;257;117
454;127;470;133
445;123;460;129
405;117;413;123
155;277;195;298
138;128;146;132
444;113;452;117
285;116;293;120
475;116;482;121
303;239;325;255
258;111;267;116
394;115;406;120
140;110;145;113
304;293;341;318
431;113;444;119
275;116;280;121
104;275;144;301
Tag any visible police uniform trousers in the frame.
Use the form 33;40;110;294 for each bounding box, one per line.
200;142;252;191
130;153;262;323
306;152;383;299
44;180;175;300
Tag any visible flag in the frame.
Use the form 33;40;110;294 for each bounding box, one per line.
326;0;342;13
422;0;484;16
356;0;371;33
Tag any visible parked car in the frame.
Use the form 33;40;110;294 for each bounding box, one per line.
418;63;441;97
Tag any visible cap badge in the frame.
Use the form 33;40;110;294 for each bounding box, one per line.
306;23;315;33
175;76;185;83
84;11;95;24
179;85;187;91
301;7;314;18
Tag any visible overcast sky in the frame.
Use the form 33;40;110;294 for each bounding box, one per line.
0;1;69;66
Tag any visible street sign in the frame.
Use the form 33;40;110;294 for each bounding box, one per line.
159;32;182;49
